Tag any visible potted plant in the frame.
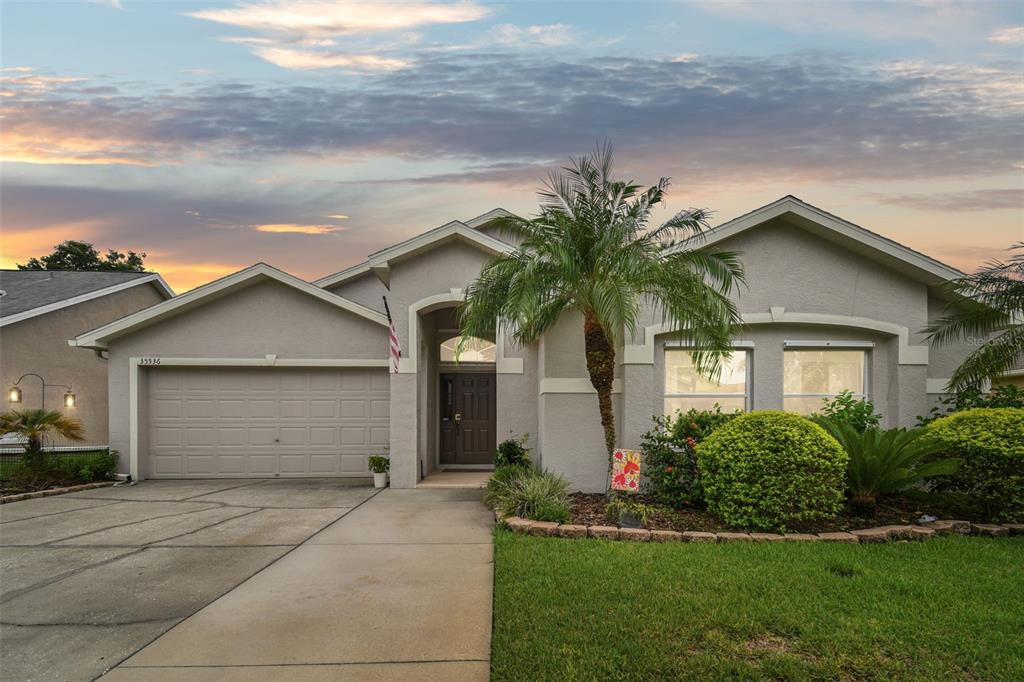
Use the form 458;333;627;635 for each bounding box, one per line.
368;455;389;488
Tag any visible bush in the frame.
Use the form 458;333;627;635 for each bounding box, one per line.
4;450;118;489
605;496;654;527
367;455;389;474
640;406;740;507
697;411;847;530
813;390;881;433
925;408;1024;522
917;385;1024;426
818;421;959;514
495;434;531;468
485;465;571;523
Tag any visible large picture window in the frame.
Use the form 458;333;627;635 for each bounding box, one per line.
783;349;867;414
664;349;749;414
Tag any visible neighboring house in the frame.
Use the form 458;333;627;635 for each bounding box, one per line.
71;197;979;491
1;270;173;447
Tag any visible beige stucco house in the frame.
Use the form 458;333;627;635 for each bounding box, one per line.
1;270;173;447
71;196;979;491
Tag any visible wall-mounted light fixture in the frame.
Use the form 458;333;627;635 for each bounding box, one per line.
8;373;77;409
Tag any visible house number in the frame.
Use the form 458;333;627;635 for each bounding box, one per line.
140;358;161;365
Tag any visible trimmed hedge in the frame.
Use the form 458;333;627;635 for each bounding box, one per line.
697;411;847;531
926;408;1024;523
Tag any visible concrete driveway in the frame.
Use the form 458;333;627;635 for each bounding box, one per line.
0;480;493;681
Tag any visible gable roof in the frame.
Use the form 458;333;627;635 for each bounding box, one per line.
464;208;516;228
0;270;174;328
663;195;966;284
666;195;965;286
72;263;387;350
315;217;515;288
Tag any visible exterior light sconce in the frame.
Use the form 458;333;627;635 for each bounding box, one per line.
8;373;77;409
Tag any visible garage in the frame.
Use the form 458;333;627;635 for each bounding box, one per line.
145;367;389;478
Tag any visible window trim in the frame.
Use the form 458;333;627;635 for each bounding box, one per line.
663;347;753;413
782;345;871;411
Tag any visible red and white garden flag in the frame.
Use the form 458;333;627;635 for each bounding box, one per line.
383;296;401;373
611;449;641;492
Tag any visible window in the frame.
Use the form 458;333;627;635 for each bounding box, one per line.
664;349;749;414
439;335;496;363
783;349;867;414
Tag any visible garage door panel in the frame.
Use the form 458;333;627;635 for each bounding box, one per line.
248;400;277;418
146;367;388;478
219;400;246;418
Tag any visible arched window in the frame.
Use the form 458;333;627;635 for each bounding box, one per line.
440;335;496;363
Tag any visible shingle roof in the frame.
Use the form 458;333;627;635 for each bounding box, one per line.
0;270;160;318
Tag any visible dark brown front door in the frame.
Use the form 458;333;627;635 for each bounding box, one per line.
439;373;496;466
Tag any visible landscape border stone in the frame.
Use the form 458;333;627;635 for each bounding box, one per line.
496;514;1021;546
0;481;115;504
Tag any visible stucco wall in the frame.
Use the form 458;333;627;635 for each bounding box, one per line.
325;272;387;314
104;279;388;473
2;282;166;446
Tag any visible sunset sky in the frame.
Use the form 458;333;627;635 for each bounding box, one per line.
2;0;1022;292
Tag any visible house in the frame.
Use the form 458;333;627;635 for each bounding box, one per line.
70;197;978;491
1;270;173;448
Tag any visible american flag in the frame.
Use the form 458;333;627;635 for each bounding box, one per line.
383;296;400;373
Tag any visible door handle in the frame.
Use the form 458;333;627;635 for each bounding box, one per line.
454;413;461;423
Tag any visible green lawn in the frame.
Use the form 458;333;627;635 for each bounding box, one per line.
491;530;1024;681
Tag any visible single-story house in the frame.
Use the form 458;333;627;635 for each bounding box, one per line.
71;196;978;491
1;270;173;448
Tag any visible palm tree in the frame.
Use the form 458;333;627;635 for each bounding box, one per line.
925;243;1023;391
0;408;84;465
459;143;745;478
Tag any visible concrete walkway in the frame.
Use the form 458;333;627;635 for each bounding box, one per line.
0;481;494;681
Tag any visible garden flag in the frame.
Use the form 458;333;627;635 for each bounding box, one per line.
383;296;401;373
611;449;641;492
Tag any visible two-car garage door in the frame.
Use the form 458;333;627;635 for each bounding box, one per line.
145;367;389;478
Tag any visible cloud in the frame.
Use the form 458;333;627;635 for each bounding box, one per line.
873;188;1024;212
189;1;489;70
188;1;489;37
989;26;1024;44
254;223;346;234
2;52;1019;188
488;24;576;47
249;46;409;70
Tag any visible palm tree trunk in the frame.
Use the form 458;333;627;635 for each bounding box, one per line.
583;313;617;460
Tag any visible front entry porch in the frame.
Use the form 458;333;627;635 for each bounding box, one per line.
418;470;491;488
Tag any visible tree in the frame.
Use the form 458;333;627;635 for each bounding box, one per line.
0;409;84;466
925;243;1023;391
18;240;147;272
459;143;745;480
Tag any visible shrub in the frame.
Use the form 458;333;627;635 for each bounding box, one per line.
4;450;118;489
697;411;847;530
813;390;882;433
818;421;959;514
640;406;740;507
367;455;390;474
604;496;654;527
925;408;1024;522
917;385;1024;426
485;465;571;523
495;434;531;468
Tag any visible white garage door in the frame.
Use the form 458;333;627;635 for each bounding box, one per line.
145;367;389;478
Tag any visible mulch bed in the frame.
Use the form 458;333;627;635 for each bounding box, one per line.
569;492;987;534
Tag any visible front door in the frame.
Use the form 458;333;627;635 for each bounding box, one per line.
439;373;496;466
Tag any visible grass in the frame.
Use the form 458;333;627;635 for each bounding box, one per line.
491;529;1024;681
0;450;112;482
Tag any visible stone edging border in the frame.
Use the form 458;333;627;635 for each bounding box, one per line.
496;512;1024;543
1;481;116;505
